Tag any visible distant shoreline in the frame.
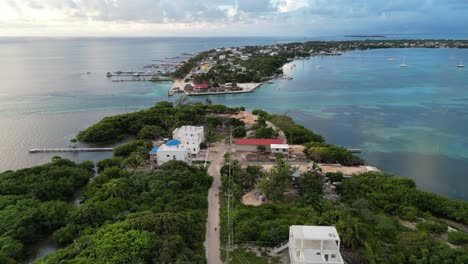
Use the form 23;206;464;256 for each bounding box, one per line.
345;35;387;38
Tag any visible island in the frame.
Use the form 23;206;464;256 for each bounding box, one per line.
105;39;468;96
2;101;466;264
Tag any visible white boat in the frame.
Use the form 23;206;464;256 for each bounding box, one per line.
387;58;394;61
457;59;465;68
400;57;407;67
316;66;322;69
449;51;455;60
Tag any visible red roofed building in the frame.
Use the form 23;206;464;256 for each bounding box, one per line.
234;138;284;152
192;83;210;91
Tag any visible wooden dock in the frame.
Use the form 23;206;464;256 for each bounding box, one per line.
347;149;362;153
29;148;114;153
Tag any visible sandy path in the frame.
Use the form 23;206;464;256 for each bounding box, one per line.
204;142;227;264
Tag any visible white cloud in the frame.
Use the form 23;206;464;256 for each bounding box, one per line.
0;0;467;36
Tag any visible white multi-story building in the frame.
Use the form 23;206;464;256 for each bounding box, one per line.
172;126;205;157
150;139;189;166
289;225;344;264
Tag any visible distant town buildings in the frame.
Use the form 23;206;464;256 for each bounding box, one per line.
289;225;344;264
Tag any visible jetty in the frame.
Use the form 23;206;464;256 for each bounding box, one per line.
29;148;113;153
347;148;362;153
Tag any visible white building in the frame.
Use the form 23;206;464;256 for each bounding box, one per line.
270;144;289;154
150;139;189;166
172;126;205;157
289;225;344;264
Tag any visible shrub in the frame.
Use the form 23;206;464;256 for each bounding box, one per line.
416;220;448;234
448;231;468;245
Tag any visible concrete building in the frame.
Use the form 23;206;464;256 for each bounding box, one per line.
150;139;189;166
173;126;205;157
234;138;284;152
270;144;289;154
288;225;344;264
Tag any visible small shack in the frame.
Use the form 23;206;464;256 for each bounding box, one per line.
234;138;284;152
270;143;289;154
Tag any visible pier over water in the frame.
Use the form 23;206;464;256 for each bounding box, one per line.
29;148;113;153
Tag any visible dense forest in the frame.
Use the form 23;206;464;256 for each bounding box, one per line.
0;157;94;263
77;101;240;143
36;161;212;263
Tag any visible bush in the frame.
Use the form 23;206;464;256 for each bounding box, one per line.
326;172;344;183
113;140;152;158
233;127;247;138
255;127;275;138
97;157;124;171
305;142;364;166
137;125;165;140
257;145;267;152
448;231;468;245
399;206;419;221
416;220;448;234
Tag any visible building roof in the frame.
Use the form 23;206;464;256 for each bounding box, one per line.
270;144;289;149
149;146;159;154
193;83;209;89
166;139;181;146
290;225;340;241
234;138;283;146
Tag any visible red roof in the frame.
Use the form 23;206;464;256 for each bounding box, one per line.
193;83;209;89
234;138;284;145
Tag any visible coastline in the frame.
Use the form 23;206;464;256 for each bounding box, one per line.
169;81;263;96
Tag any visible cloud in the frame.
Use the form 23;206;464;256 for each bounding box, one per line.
0;0;467;36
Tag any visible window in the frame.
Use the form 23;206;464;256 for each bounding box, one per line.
166;155;170;157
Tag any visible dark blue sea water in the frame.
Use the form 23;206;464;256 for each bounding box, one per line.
0;37;467;201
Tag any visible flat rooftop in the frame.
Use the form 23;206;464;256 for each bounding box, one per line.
290;225;340;241
270;144;289;149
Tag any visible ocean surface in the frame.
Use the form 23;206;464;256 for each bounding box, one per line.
0;36;467;201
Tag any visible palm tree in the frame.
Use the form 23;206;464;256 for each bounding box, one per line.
337;214;363;249
364;241;384;264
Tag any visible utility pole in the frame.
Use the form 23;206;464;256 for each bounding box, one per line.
226;126;232;264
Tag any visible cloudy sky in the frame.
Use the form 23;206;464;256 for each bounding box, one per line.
0;0;467;37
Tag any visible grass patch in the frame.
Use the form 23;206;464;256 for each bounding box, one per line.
229;246;281;264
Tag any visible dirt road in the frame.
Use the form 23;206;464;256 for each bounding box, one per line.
204;142;227;264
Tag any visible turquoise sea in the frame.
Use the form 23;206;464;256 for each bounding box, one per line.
0;37;467;201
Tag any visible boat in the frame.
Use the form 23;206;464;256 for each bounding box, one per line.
400;57;407;67
316;66;322;69
106;72;112;77
449;51;455;60
457;59;465;68
267;81;274;84
387;58;394;61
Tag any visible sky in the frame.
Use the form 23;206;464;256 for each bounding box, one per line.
0;0;467;37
